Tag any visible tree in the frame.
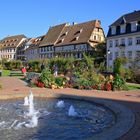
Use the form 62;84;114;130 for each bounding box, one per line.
94;42;106;68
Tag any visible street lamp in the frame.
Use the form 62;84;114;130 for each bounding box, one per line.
107;49;110;70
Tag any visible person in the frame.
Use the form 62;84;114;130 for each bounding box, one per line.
21;67;27;77
54;64;58;77
41;63;45;71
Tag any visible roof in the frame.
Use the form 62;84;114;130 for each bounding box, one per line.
39;20;102;47
39;23;67;47
55;20;101;46
110;10;140;26
25;35;45;51
0;34;26;49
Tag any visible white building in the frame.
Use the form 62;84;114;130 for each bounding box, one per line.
0;35;27;61
107;10;140;69
25;36;44;61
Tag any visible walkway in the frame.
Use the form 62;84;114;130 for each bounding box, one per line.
0;77;140;140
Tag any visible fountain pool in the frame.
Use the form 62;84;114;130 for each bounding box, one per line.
0;96;116;140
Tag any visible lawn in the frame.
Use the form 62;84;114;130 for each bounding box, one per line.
1;70;10;76
127;83;140;90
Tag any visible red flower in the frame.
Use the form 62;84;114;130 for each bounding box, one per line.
37;82;45;88
92;85;98;90
101;84;105;90
105;83;112;91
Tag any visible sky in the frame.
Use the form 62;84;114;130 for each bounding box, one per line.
0;0;140;39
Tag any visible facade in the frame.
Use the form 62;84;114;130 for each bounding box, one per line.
107;10;140;69
39;20;105;59
25;36;44;61
0;35;27;61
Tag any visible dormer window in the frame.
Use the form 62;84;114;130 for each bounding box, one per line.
120;25;126;33
131;22;137;32
35;39;39;42
111;26;116;35
74;29;83;35
61;31;68;37
57;39;64;44
71;36;79;42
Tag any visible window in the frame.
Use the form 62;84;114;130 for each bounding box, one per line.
120;25;126;33
109;52;113;60
74;29;82;35
115;52;119;58
127;51;132;59
136;37;140;45
41;47;43;52
109;40;113;48
121;51;125;57
111;27;116;35
71;36;79;42
120;38;125;46
61;31;68;37
131;22;137;32
128;38;132;46
136;51;140;58
115;40;119;47
94;35;96;40
57;39;64;44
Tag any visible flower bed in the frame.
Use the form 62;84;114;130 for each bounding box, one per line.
26;68;127;91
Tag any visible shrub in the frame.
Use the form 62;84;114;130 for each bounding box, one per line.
54;76;67;87
39;68;54;88
3;60;22;70
48;57;74;74
0;83;2;89
114;57;128;76
113;74;126;90
28;60;42;72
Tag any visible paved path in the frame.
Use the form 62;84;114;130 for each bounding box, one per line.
0;77;140;140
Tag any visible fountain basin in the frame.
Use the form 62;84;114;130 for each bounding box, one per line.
0;93;135;140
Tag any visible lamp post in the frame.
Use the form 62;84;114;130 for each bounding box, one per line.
107;49;110;71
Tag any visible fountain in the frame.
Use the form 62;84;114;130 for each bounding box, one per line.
0;94;121;140
24;96;29;106
28;91;35;117
68;105;77;117
25;115;38;128
56;100;65;108
24;91;38;128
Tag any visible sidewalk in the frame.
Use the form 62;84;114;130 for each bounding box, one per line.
0;77;140;140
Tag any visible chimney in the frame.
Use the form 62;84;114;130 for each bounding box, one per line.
72;22;77;25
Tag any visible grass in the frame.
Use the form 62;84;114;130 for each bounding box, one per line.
126;83;140;90
9;71;24;77
1;70;10;76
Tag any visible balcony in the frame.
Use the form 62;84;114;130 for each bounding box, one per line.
119;44;126;48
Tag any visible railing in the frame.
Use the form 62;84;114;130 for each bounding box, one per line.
119;44;126;48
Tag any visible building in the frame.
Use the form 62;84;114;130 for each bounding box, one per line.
39;20;105;59
25;36;44;61
0;35;27;61
107;10;140;69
